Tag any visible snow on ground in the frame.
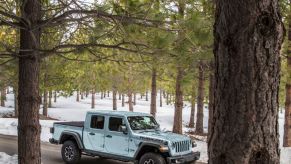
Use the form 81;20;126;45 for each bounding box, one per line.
0;152;17;164
0;92;291;163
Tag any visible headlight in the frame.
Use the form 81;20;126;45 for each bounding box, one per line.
159;146;169;152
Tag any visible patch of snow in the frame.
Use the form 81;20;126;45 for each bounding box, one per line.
0;152;17;164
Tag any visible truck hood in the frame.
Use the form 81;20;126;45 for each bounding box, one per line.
133;130;190;143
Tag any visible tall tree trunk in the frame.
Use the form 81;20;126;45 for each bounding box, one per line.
0;88;5;107
283;12;291;147
48;90;52;108
101;92;104;99
208;0;284;163
133;93;136;105
146;91;148;101
85;90;89;98
160;89;163;107
208;63;215;142
189;83;196;128
118;92;121;100
18;1;42;158
81;92;84;100
173;67;184;134
76;90;80;102
54;91;57;103
195;64;205;134
43;90;48;117
128;92;133;112
113;88;117;110
107;91;110;97
91;89;95;109
150;68;157;117
122;94;125;107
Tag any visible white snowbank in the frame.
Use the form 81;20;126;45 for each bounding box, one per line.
0;152;17;164
0;92;290;163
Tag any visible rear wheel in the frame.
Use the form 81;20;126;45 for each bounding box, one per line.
139;153;166;164
61;140;81;164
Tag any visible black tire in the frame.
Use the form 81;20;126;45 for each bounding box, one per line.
139;153;166;164
61;140;81;164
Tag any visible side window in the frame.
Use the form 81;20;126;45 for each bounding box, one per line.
109;117;124;132
90;115;105;129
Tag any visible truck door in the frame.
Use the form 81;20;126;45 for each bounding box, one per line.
105;116;129;156
83;115;105;152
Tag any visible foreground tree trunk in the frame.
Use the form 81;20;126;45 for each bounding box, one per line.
189;83;196;128
150;68;157;117
18;1;42;163
173;67;184;134
283;20;291;147
113;88;117;110
208;0;284;163
195;64;205;134
91;89;95;109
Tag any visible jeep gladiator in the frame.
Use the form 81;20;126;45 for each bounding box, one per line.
49;110;200;164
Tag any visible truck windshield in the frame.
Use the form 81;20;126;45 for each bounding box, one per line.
127;116;158;130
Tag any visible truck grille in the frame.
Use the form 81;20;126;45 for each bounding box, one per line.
173;140;191;153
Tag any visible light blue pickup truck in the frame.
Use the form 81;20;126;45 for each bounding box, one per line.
49;110;200;164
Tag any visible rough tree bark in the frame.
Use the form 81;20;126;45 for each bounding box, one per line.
150;68;157;117
173;67;184;134
283;19;291;147
208;65;214;142
18;0;42;163
91;89;95;109
189;83;196;128
208;0;284;163
195;63;205;134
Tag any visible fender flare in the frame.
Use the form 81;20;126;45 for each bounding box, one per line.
59;131;84;150
133;142;164;159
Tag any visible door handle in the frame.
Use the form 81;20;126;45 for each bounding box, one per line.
89;132;95;135
106;135;112;138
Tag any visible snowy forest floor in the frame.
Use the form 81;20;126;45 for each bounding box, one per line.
0;92;290;163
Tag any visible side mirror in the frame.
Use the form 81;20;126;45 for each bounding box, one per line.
120;125;128;134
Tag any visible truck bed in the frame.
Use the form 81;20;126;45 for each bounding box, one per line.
55;121;84;127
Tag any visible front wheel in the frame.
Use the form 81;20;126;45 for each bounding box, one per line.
139;153;166;164
61;140;81;164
